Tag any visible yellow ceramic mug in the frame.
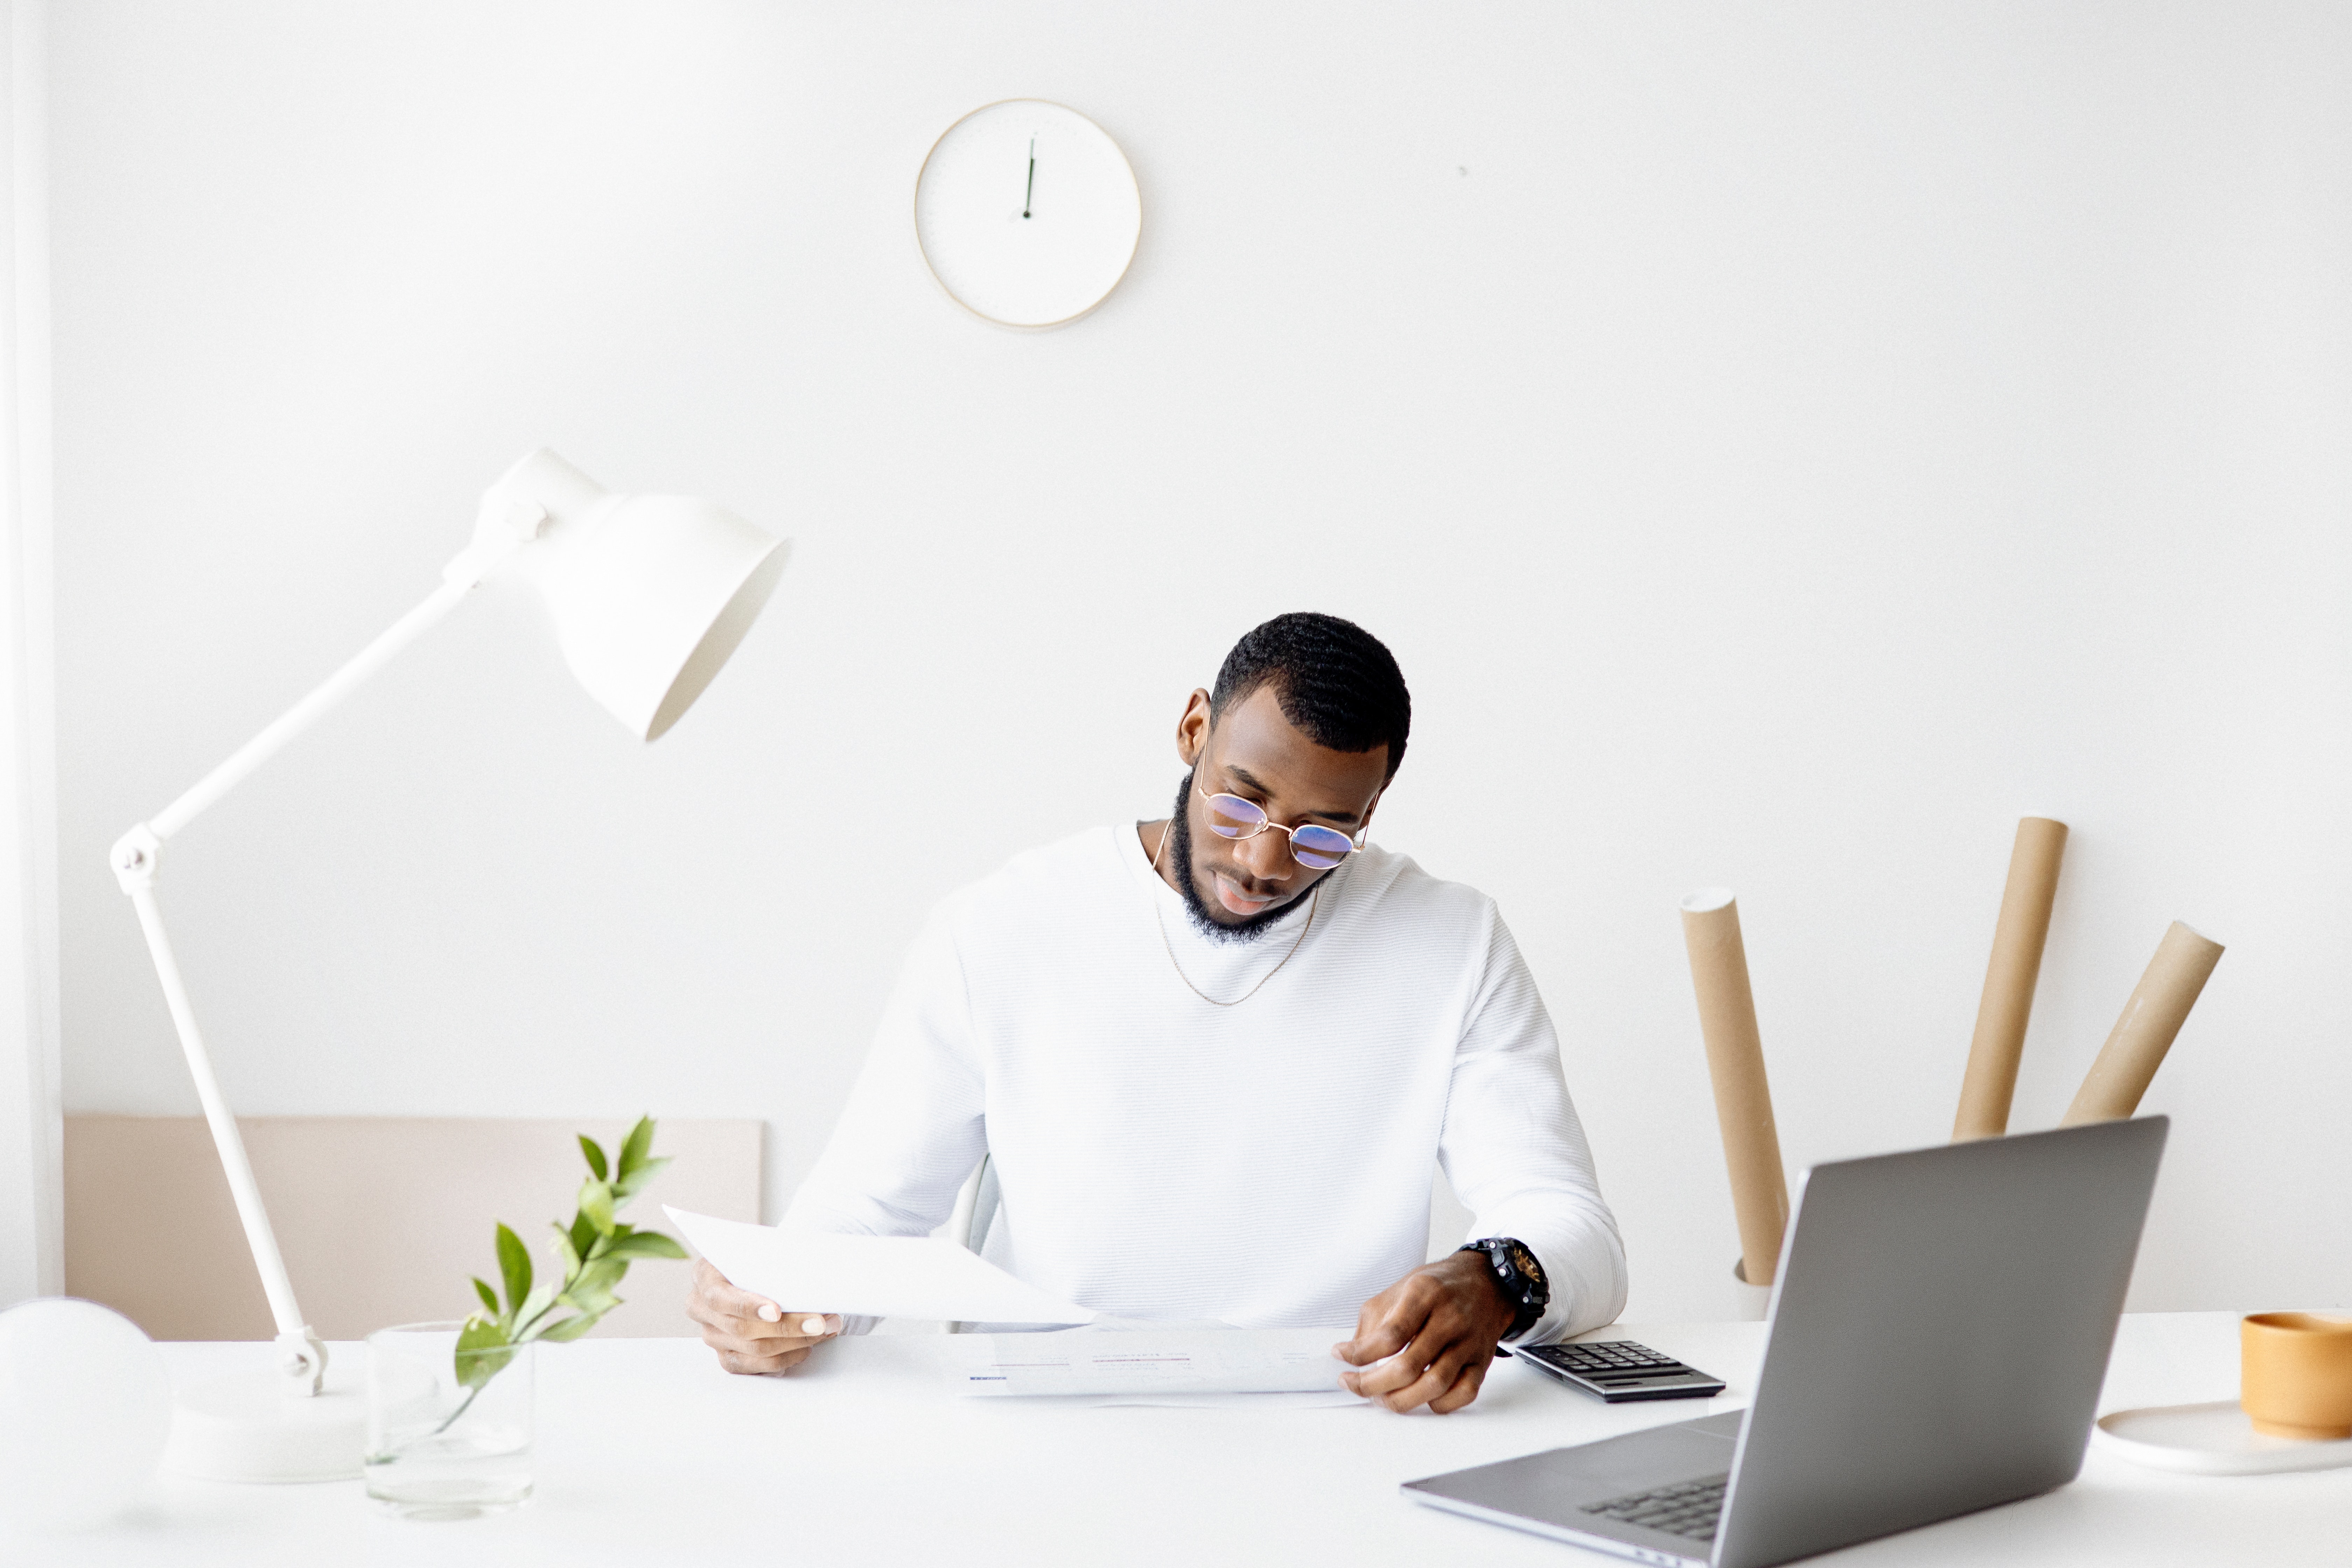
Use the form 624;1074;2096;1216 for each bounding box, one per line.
2241;1312;2352;1440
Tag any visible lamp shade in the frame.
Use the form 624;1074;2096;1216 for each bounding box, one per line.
477;450;788;740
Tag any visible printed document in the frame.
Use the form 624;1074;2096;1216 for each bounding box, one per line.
953;1325;1357;1398
665;1208;1097;1325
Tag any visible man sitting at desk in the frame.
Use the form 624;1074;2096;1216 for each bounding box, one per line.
689;613;1626;1413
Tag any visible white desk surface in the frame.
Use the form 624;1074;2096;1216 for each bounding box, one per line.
26;1311;2348;1567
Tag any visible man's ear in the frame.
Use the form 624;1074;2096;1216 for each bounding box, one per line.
1175;689;1213;768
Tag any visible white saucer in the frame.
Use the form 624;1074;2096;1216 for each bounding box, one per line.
2094;1401;2352;1475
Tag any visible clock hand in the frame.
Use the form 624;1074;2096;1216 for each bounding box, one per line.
1024;137;1036;219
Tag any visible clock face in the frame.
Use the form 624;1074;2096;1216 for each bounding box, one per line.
913;100;1141;330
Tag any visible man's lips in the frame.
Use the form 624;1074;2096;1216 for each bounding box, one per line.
1212;872;1283;916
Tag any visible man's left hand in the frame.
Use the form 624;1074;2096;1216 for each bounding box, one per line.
1334;1251;1517;1413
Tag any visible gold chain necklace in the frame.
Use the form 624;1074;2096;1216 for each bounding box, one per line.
1148;820;1321;1007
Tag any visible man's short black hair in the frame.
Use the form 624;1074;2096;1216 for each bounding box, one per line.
1210;612;1411;780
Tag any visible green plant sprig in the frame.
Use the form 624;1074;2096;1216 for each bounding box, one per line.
451;1116;688;1412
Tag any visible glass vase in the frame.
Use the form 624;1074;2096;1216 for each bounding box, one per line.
364;1321;533;1519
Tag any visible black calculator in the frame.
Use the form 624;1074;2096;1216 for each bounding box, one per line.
1506;1339;1727;1402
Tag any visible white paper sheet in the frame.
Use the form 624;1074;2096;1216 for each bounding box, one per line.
1066;1390;1370;1410
665;1208;1097;1325
952;1325;1359;1398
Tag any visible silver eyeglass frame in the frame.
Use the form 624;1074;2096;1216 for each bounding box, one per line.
1193;782;1368;870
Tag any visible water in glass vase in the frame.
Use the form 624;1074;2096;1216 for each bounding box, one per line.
365;1322;534;1519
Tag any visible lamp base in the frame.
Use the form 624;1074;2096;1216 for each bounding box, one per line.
164;1365;366;1483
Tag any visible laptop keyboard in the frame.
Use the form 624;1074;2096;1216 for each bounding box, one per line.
1580;1474;1728;1542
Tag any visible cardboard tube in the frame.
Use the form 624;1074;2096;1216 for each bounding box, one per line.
1680;889;1790;1287
2060;921;2225;1125
1952;817;2069;1140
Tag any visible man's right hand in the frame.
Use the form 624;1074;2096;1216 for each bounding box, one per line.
687;1258;842;1376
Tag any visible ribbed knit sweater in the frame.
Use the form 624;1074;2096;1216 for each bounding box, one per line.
784;823;1627;1342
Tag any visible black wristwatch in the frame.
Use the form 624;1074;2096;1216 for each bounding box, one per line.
1458;1237;1550;1342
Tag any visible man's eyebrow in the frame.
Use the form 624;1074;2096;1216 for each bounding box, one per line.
1221;764;1363;826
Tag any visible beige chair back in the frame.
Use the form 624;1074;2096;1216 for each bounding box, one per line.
64;1116;760;1341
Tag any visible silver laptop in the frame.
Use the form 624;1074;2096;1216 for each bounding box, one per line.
1403;1117;2167;1567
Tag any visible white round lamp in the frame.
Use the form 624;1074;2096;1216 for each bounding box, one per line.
472;450;789;741
107;451;788;1482
0;1300;172;1531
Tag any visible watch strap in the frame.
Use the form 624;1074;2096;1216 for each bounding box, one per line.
1460;1236;1549;1341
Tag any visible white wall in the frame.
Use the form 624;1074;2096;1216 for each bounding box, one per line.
48;2;2351;1323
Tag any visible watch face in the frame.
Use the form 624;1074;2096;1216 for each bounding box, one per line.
1507;1241;1547;1290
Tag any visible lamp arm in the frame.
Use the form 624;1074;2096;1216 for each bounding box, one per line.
108;556;501;1396
117;879;328;1390
149;575;476;842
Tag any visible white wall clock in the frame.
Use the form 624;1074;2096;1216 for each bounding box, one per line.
913;100;1142;330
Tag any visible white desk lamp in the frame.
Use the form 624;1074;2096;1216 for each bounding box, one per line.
107;450;788;1482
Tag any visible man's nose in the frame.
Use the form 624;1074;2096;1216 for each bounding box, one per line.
1237;830;1294;882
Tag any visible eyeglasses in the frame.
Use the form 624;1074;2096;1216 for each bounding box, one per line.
1195;784;1366;870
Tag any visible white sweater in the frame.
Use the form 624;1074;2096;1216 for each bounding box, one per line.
784;824;1628;1342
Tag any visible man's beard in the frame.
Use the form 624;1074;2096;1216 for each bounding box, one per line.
1166;772;1304;945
